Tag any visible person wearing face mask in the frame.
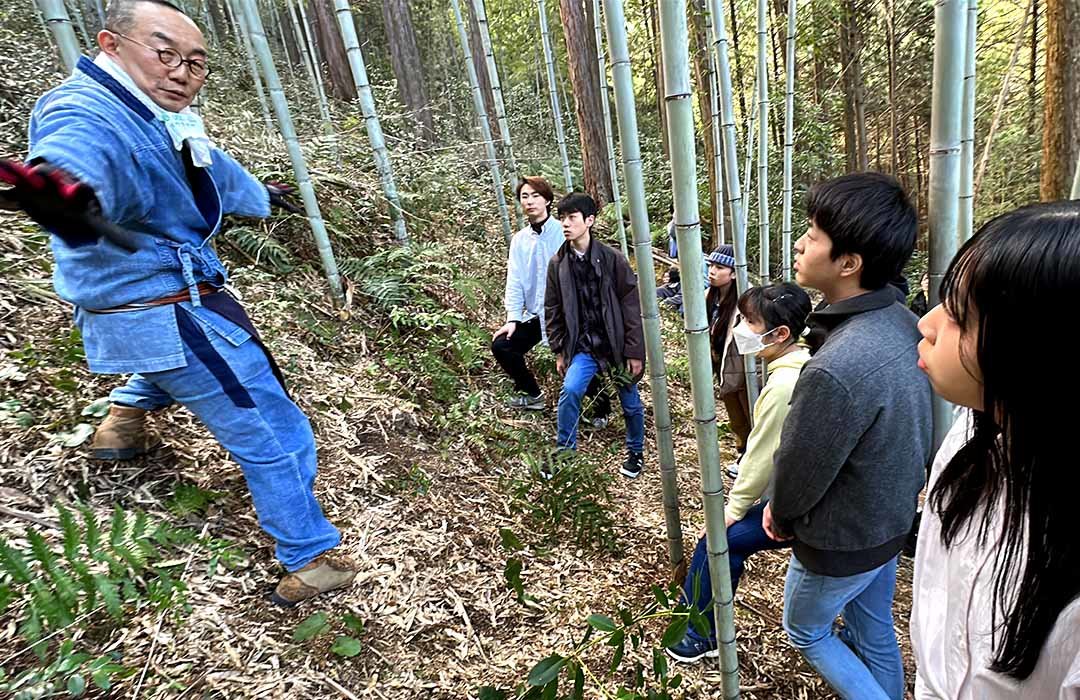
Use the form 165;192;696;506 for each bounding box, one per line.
705;246;751;475
0;0;356;606
666;282;812;664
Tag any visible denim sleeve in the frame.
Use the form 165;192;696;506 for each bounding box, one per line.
27;99;145;225
209;148;270;219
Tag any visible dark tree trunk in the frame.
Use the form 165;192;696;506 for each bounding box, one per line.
277;0;302;66
1039;0;1080;199
205;0;228;44
559;0;612;206
691;0;720;246
1029;0;1040;137
839;0;868;170
380;0;434;144
307;0;355;100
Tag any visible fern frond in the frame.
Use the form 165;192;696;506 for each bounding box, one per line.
108;507;126;550
57;504;80;563
0;537;32;584
225;225;295;273
93;575;122;619
79;505;101;555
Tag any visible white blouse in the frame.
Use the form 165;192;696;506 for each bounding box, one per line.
911;410;1080;699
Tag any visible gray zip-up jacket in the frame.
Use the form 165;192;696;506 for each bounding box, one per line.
771;286;932;576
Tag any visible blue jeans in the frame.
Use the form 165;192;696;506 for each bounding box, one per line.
110;308;340;571
782;555;904;700
556;352;644;453
682;501;791;643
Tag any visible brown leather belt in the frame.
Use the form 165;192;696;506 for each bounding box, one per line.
89;282;222;314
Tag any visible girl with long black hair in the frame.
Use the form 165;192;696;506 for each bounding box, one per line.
912;201;1080;697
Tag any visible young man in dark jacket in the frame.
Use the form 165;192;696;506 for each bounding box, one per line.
762;173;932;700
544;193;647;478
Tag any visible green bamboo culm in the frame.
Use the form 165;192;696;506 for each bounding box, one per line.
709;0;760;410
332;0;409;246
780;0;797;280
285;0;330;132
36;0;81;73
471;0;524;229
68;1;92;51
657;1;740;693
602;0;685;578
755;0;770;283
538;0;574;191
958;0;978;244
294;0;334;137
928;0;967;449
705;1;726;246
225;0;274;133
238;0;345;306
1072;156;1080;199
269;0;295;82
591;0;628;257
450;0;513;246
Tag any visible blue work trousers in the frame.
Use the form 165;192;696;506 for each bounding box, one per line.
556;352;644;453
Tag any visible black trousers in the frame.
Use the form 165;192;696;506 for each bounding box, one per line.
491;317;610;416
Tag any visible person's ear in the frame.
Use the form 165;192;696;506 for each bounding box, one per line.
772;325;792;344
585;214;596;228
97;29;119;55
838;252;863;280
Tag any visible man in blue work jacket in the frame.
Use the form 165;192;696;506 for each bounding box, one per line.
0;0;355;606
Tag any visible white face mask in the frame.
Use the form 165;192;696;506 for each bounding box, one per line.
732;321;780;355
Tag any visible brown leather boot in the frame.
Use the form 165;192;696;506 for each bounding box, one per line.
270;550;358;607
90;405;162;460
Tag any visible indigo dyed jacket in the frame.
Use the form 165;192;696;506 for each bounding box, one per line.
27;56;270;374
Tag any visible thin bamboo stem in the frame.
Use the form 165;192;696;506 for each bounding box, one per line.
37;0;81;72
293;0;333;132
756;0;770;283
658;0;740;694
332;0;408;245
603;0;684;576
472;0;524;229
226;0;274;133
238;0;345;305
957;0;977;244
66;0;92;50
1072;156;1080;199
928;0;966;448
538;0;574;190
709;0;760;410
450;0;513;245
592;0;628;256
286;0;331;131
706;4;726;246
781;0;796;280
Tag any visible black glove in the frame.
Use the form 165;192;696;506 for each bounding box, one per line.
0;160;138;252
265;181;302;214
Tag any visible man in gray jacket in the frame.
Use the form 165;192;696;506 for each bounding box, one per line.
763;173;931;700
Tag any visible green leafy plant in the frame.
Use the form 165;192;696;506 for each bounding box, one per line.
503;450;620;554
477;582;704;699
291;611;365;659
223;225;295;273
0;640;134;699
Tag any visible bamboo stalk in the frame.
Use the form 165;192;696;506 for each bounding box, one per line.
538;0;574;190
285;0;331;131
37;0;81;72
927;0;966;448
709;0;760;410
238;0;345;305
268;0;295;82
472;0;524;229
657;1;740;694
781;0;796;280
292;0;334;134
740;80;757;240
957;0;977;243
332;0;408;245
226;0;274;133
1072;157;1080;199
756;0;770;283
973;0;1033;200
450;0;513;245
603;0;685;578
66;0;92;50
705;3;726;246
592;0;629;257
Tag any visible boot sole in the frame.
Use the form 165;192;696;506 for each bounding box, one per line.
269;577;357;608
620;467;642;479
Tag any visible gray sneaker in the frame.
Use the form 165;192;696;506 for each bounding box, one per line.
506;393;544;410
725;462;740;479
582;416;609;431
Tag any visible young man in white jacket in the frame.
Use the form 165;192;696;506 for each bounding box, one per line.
491;177;609;421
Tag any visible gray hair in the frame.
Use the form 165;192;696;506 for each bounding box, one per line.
105;0;186;33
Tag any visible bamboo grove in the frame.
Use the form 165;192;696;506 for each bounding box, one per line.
16;0;1080;695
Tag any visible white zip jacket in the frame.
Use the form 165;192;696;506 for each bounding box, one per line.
504;216;564;344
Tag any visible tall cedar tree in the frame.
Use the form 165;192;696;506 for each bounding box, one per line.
381;0;435;144
1039;0;1080;200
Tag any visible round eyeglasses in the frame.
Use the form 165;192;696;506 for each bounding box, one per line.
115;32;212;79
